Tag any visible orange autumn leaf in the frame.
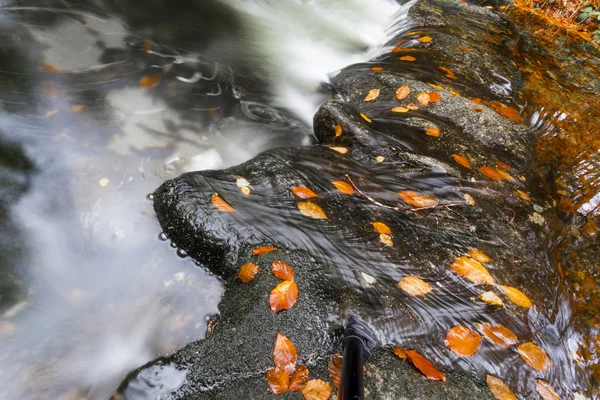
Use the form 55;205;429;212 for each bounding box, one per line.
445;326;481;356
429;92;441;103
329;146;348;154
272;261;294;280
536;379;560;400
451;256;496;284
425;127;440;137
417;92;430;106
407;103;419;110
292;186;319;199
447;89;460;96
495;169;514;181
391;106;410;113
371;66;383;72
468;249;492;263
473;107;484;112
273;333;298;374
211;193;236;212
270;280;299;314
496;161;512;171
289;365;309;391
400;55;416;61
139;73;162;88
488;102;523;122
360;112;372;123
479;166;504;180
472;98;482;104
297;202;328;220
266;368;289;394
516;190;531;201
480;291;504;306
406;31;423;36
398;191;439;208
418;36;433;43
453;154;471;168
301;379;332;400
517;342;552;371
392;346;407;360
476;323;517;349
459;46;471;53
252;246;278;256
328;353;343;389
372;222;391;234
500;285;533;308
486;375;518;400
334;124;342;137
40;62;59;72
332;181;354;195
364;88;380;102
439;66;457;79
405;349;446;381
237;262;259;283
396;85;411;100
398;276;433;296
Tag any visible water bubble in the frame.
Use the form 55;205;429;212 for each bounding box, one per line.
146;193;155;201
170;241;178;248
176;248;188;258
158;232;169;241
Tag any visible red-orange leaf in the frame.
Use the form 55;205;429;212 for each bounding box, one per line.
459;46;471;53
445;326;481;356
289;365;309;391
273;333;297;375
270;280;299;314
479;166;504;180
429;92;441;103
472;98;482;104
139;73;162;88
301;379;332;400
252;246;278;256
328;353;343;389
536;379;560;400
496;161;512;171
237;262;259;283
425;127;440;137
272;261;294;280
292;186;318;199
332;181;354;195
476;323;517;349
211;193;236;212
453;154;471;168
396;85;411;100
405;349;446;381
451;256;495;284
266;368;289;394
488;101;524;122
486;375;518;400
398;191;439;208
517;342;552;371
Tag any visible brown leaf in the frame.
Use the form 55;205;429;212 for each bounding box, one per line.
292;186;319;199
360;112;372;123
272;261;294;280
329;146;348;154
301;379;332;400
536;379;560;400
332;181;354;195
364;88;380;102
211;193;236;213
273;333;298;374
500;285;533;308
517;342;552;371
398;276;433;296
397;349;446;381
516;190;531;201
480;291;504;306
392;346;407;360
438;66;457;79
429;92;441;103
479;166;504;180
40;62;59;72
486;375;518;400
468;249;492;263
496;161;512;171
445;326;481;356
237;262;259;283
266;368;289;394
372;222;391;234
371;66;383;72
417;92;430;106
297;202;328;220
476;323;517;349
453;154;471;168
398;191;439;208
425;127;440;137
380;233;393;246
139;73;162;88
252;246;278;256
289;365;310;391
451;256;496;284
400;55;416;61
396;85;411;100
270;280;299;314
391;106;410;113
334;124;343;137
459;46;471;53
418;36;433;43
328;353;343;389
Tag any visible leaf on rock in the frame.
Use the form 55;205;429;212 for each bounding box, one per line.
480;291;504;306
459;46;471;53
289;365;310;391
396;85;411;100
496;169;515;181
516;190;531;201
237;262;259;283
360;112;372;123
292;186;319;199
468;249;492;263
425;127;440;137
364;88;380;102
488;101;524;122
270;280;299;314
453;154;471;168
476;323;517;349
252;246;278;256
273;333;298;375
266;368;289;394
380;234;393;246
500;285;532;308
536;379;560;400
301;379;332;400
407;103;419;110
406;349;446;381
371;66;383;72
332;181;354;195
473;107;484;112
392;346;407;360
472;98;482;104
372;222;391;234
438;66;457;79
428;83;445;90
328;353;343;389
398;191;439;208
418;36;433;43
447;88;461;96
400;55;416;61
517;342;552;371
445;326;481;356
486;375;518;400
40;62;59;72
139;73;162;88
391;106;410;113
429;92;441;103
297;202;328;220
398;276;433;296
417;92;430;106
479;166;504;180
334;124;343;137
329;146;348;154
451;256;495;284
272;261;294;280
464;193;475;206
211;193;236;212
496;161;512;171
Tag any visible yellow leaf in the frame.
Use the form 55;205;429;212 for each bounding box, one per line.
301;379;332;400
480;291;504;306
486;375;518;400
332;181;354;195
211;193;236;213
360;112;372;123
428;83;445;90
517;342;552;371
536;379;560;400
297;202;328;220
500;285;532;308
445;326;481;356
372;222;391;234
375;155;385;162
292;186;319;199
364;88;380;102
396;85;411;100
392;346;407;360
468;249;492;263
516;190;531;201
391;106;410;113
380;233;393;246
329;146;348;154
398;276;433;296
237;262;259;283
334;124;343;137
398;191;439;208
418;36;433;43
464;193;475;206
451;256;495;284
479;166;504;180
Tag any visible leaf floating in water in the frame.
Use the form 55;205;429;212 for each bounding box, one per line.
270;280;299;314
438;66;457;79
418;36;433;43
429;92;441;103
445;326;481;356
476;323;517;349
536;379;560;400
391;106;410;113
273;333;298;374
480;291;504;306
292;186;319;199
289;365;309;391
516;190;531;201
301;379;332;400
332;181;354;195
372;222;391;234
380;234;393;246
328;353;343;389
364;88;380;102
334;124;343;137
396;85;411;100
399;55;416;61
417;92;430;106
398;191;439;208
139;73;162;88
517;342;552;371
297;202;328;220
479;166;504;180
486;375;518;400
500;285;532;308
237;262;259;283
394;348;446;381
360;112;372;123
272;261;294;281
453;154;471;168
252;246;278;256
40;62;59;72
398;276;433;296
451;256;495;284
392;346;407;359
425;127;440;137
468;249;492;263
211;193;236;213
371;66;383;72
329;146;348;154
266;368;289;394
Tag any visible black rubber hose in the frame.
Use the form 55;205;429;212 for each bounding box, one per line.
338;317;376;400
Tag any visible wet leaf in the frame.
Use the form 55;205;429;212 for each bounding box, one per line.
451;256;496;284
301;379;332;400
407;31;423;36
517;342;552;371
480;291;504;306
211;193;236;212
398;276;433;296
488;102;524;122
143;39;152;54
429;92;441;103
289;365;310;391
360;112;372;123
396;85;411;100
473;107;484;112
328;353;343;389
495;169;515;181
468;249;492;263
371;66;383;72
428;83;444;90
500;285;532;308
273;333;298;374
292;186;319;199
407;103;419;110
329;146;348;154
417;92;430;106
272;261;294;280
479;166;504;180
70;105;85;113
425;127;440;137
270;280;299;314
40;62;59;72
472;98;482;104
364;88;380;102
297;202;328;220
332;181;354;195
237;262;259;283
236;177;251;194
418;36;433;43
447;89;460;96
453;154;471;168
398;191;439;208
496;161;512;171
536;379;560;400
445;326;481;356
391;106;410;113
400;55;417;61
486;375;518;400
516;190;531;201
372;222;391;234
459;46;471;53
139;73;162;88
464;193;475;206
476;323;517;349
252;246;278;256
334;124;342;137
392;346;407;359
439;66;457;79
405;349;446;381
266;368;289;394
375;155;385;163
380;233;393;246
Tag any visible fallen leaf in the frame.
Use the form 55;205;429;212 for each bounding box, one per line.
405;349;446;381
407;103;419;110
290;365;310;391
418;36;433;43
272;261;294;280
398;191;439;208
517;342;552;371
488;101;524;122
252;246;278;256
447;89;460;96
332;181;354;195
400;55;416;61
496;161;512;171
396;85;411;100
139;73;162;88
334;124;343;137
472;98;482;104
445;326;481;356
328;354;343;389
439;66;457;79
237;262;259;283
364;88;380;102
380;233;393;246
398;276;433;296
476;323;517;349
407;31;423;36
453;154;471;168
266;368;289;394
392;346;407;359
479;166;504;180
371;66;383;72
329;146;348;154
143;39;152;54
273;333;298;374
468;249;492;263
486;375;518;400
211;193;236;212
451;256;496;284
495;169;515;181
480;291;504;306
40;62;59;72
297;202;328;220
473;107;484;112
360;112;372;123
536;379;560;400
372;222;391;234
516;190;531;201
270;280;299;314
292;186;319;199
236;177;251;194
459;46;471;53
301;379;332;400
428;83;445;90
417;92;430;106
500;285;532;308
429;92;441;103
464;193;475;206
425;127;440;137
375;155;385;162
391;106;410;113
